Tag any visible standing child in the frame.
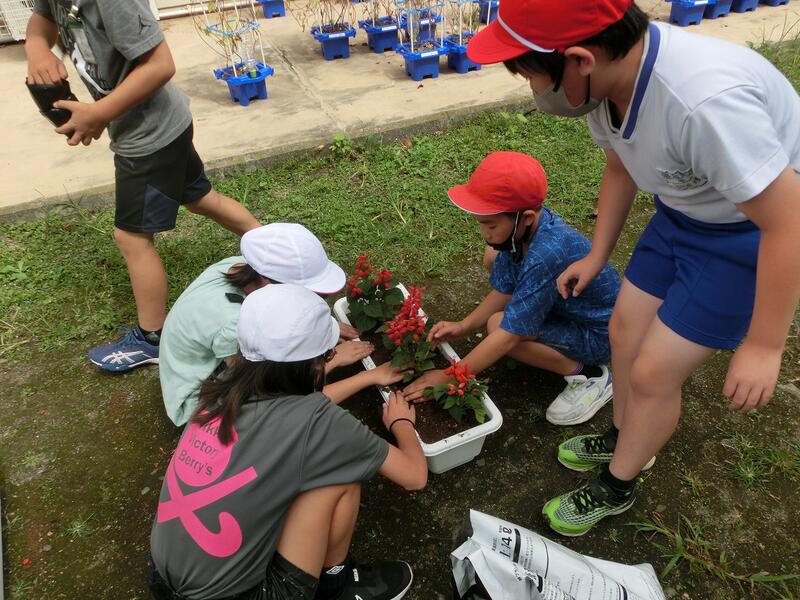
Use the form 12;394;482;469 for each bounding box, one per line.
25;0;260;372
404;152;621;427
149;284;427;600
466;0;800;536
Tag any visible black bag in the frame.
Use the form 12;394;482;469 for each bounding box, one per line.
26;78;78;126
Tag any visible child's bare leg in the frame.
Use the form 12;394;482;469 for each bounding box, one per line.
113;228;168;331
610;318;712;480
487;312;579;375
185;188;260;236
275;482;361;577
607;279;664;428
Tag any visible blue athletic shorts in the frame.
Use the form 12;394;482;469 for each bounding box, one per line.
625;197;760;350
535;316;611;366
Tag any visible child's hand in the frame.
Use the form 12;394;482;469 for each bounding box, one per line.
427;320;466;343
382;390;416;431
403;369;449;402
723;339;781;412
338;322;360;340
556;254;605;298
370;361;408;386
328;340;373;370
27;49;68;85
54;100;108;146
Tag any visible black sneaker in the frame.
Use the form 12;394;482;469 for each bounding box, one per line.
338;560;413;600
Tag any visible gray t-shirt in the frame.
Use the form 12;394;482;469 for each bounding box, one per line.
34;0;192;157
150;392;389;598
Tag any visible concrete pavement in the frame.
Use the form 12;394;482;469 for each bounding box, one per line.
1;0;799;219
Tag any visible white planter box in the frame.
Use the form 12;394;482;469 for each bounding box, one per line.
332;284;502;474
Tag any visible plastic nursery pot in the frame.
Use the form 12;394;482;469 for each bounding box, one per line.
443;35;481;74
730;0;758;10
213;61;275;107
399;11;442;45
759;0;789;6
258;0;285;18
332;284;503;474
310;24;358;60
358;18;399;53
396;42;445;81
478;0;499;23
703;0;734;17
669;0;707;26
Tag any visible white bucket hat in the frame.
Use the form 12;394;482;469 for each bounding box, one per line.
240;223;346;294
237;284;340;362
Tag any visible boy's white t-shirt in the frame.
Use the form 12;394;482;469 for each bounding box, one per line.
586;22;800;224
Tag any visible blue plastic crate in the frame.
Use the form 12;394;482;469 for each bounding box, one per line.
213;62;274;107
760;0;789;6
704;0;733;17
399;11;441;44
258;0;285;18
669;0;707;25
359;18;399;53
396;42;445;81
443;35;481;74
479;0;499;23
310;25;357;60
731;0;758;11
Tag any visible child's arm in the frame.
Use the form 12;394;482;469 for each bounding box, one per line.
556;149;638;298
25;12;67;84
54;40;177;146
427;290;511;343
323;362;406;405
378;392;427;491
724;166;800;412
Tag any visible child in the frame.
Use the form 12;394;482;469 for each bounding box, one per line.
25;0;260;373
404;151;621;428
159;223;367;426
466;0;800;536
149;284;427;600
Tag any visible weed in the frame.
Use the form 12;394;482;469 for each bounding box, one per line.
21;451;39;469
631;512;800;598
722;434;800;489
10;577;34;599
5;513;23;529
679;470;705;497
330;133;355;158
65;514;94;539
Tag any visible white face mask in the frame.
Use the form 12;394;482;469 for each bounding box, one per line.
533;78;601;118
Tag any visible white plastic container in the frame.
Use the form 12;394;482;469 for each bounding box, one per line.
332;284;502;474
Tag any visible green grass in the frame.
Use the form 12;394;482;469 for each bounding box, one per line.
722;433;800;489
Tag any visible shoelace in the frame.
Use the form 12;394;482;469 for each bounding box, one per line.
572;481;607;514
582;435;610;456
560;377;588;401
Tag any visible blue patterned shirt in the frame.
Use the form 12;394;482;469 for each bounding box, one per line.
490;208;620;338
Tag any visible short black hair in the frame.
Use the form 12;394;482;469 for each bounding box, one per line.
503;3;649;85
226;263;266;289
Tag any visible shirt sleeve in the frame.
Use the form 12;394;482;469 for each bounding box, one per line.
33;0;53;20
680;85;789;204
96;0;164;61
586;109;612;149
211;321;239;360
499;258;559;338
300;398;390;492
489;253;516;295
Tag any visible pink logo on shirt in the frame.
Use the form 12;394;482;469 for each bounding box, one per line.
157;418;257;558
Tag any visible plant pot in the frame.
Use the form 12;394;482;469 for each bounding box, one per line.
760;0;789;6
669;0;707;25
396;42;445;81
478;0;499;23
730;0;758;11
258;0;285;18
358;18;399;53
399;11;441;45
213;61;274;107
310;24;357;60
704;0;734;17
444;35;481;74
333;284;503;474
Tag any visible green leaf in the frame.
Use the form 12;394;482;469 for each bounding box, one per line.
419;359;435;372
364;301;385;318
383;287;404;305
443;396;455;409
403;372;413;383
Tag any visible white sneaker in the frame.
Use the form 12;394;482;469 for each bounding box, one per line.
546;365;614;426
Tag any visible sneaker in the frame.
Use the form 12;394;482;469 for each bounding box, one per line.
546;365;613;426
338;560;413;600
557;432;656;472
542;477;636;537
87;327;159;373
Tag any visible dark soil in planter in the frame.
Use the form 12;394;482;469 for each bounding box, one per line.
416;41;439;50
358;330;479;444
446;32;475;44
321;22;349;33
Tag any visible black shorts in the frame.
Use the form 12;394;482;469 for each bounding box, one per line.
148;553;317;600
114;123;213;234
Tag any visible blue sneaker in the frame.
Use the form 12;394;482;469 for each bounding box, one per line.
88;327;159;373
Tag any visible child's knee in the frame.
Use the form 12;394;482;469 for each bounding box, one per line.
629;356;677;400
113;227;154;254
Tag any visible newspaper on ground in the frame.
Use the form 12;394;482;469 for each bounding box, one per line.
451;509;665;600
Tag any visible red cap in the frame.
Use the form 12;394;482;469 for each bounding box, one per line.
448;152;547;215
466;0;634;64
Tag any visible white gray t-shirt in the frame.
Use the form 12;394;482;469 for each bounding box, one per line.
586;22;800;224
34;0;192;157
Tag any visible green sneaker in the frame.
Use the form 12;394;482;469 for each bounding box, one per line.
557;432;656;472
542;477;636;537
